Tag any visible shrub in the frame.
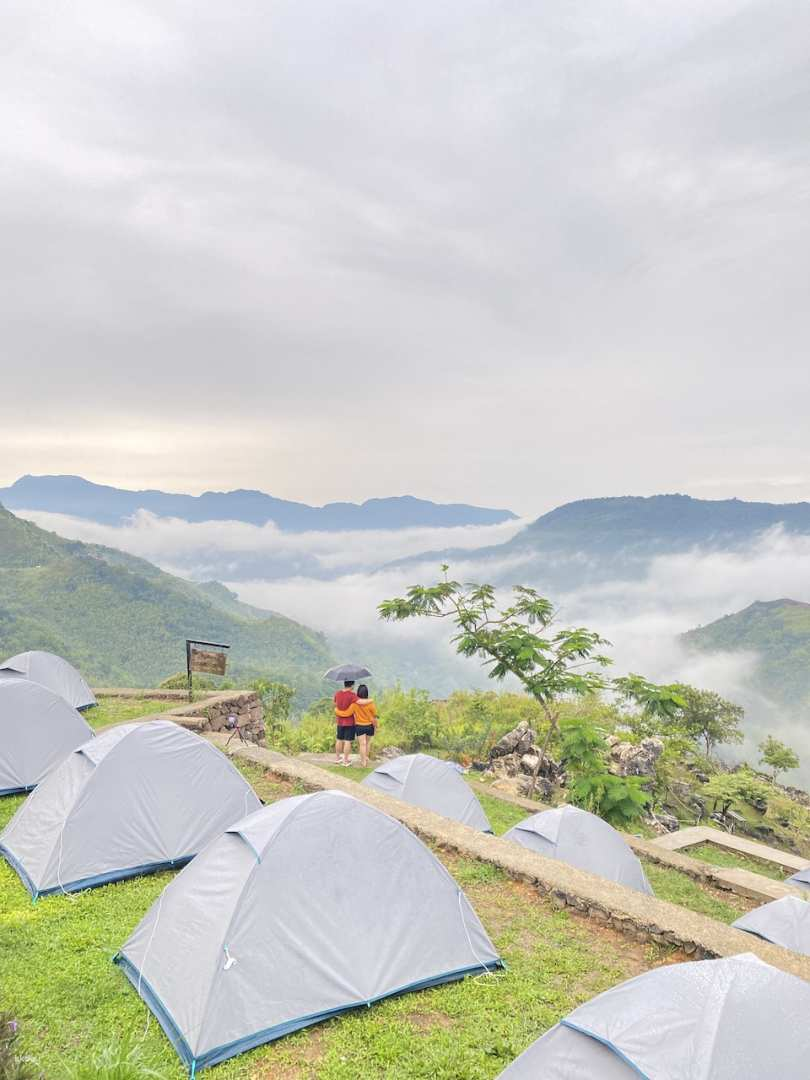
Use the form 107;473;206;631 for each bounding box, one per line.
62;1037;168;1080
0;1014;40;1080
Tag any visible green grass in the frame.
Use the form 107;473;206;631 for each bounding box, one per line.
82;697;168;730
683;842;787;881
640;859;747;923
0;768;662;1079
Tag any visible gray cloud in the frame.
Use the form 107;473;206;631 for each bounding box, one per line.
1;2;810;511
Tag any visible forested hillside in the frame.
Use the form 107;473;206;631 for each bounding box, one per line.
683;599;810;709
0;504;332;701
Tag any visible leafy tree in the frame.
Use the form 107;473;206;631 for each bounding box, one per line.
758;735;800;781
702;769;769;819
672;684;744;758
559;718;649;826
379;569;675;796
253;680;296;744
613;674;686;738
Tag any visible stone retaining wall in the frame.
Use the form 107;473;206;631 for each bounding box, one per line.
208;737;810;983
96;691;266;745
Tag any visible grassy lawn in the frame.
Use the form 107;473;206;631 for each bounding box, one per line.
82;696;168;730
0;764;671;1079
683;842;787;881
639;859;749;923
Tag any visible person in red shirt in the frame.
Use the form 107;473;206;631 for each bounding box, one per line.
334;680;358;766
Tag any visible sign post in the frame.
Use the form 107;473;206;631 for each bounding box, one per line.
185;639;231;702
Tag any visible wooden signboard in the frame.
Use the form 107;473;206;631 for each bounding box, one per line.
186;639;230;700
190;648;228;675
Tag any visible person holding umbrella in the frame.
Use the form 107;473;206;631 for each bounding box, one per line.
325;664;372;767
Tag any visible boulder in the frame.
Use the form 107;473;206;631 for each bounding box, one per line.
489;721;536;760
491;775;553;801
607;735;664;778
645;810;680;834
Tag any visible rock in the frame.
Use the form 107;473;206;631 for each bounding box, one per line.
645;810;679;833
490;721;536;760
517;775;553;800
520;752;540;775
487;755;520;779
608;736;664;778
378;746;404;761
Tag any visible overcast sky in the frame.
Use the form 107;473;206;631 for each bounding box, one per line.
2;1;809;516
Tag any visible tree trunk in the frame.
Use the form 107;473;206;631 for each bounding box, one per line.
527;709;557;799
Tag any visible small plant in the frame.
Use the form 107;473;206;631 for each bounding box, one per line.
560;717;649;827
0;1014;40;1080
62;1036;169;1080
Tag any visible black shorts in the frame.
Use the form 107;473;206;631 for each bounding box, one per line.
355;724;375;737
336;724;355;741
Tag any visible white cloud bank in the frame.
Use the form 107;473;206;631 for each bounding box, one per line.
17;506;810;780
17;508;529;578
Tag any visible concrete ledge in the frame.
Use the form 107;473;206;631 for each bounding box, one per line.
210;738;810;984
652;825;807;873
467;780;806;904
93;688;220;701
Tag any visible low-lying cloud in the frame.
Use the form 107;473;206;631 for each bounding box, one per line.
17;508;530;579
233;527;810;781
19;505;810;782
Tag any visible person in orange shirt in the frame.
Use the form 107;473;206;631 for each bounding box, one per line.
350;684;378;768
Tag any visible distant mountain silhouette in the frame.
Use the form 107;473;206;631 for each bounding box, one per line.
0;475;516;530
389;494;810;590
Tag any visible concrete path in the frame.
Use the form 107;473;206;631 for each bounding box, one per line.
652;825;807;873
211;736;810;983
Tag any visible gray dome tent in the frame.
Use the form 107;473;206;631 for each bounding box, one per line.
0;679;93;795
733;895;810;956
0;650;96;710
115;790;502;1073
503;805;652;894
362;753;492;832
787;866;810;892
0;720;260;897
497;953;810;1079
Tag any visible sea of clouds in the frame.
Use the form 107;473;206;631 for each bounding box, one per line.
19;509;810;782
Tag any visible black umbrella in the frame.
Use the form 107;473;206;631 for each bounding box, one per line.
324;663;372;682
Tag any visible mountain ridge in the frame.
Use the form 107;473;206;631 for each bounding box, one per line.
0;475;516;531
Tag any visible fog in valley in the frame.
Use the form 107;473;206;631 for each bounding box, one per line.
22;507;810;784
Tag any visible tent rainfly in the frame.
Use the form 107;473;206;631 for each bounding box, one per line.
115;791;502;1073
502;805;652;894
0;679;93;796
362;753;492;832
0;720;260;897
0;650;97;710
496;953;810;1079
787;866;810;892
733;896;810;956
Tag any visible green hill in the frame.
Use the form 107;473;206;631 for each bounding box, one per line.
0;504;333;704
683;599;810;708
